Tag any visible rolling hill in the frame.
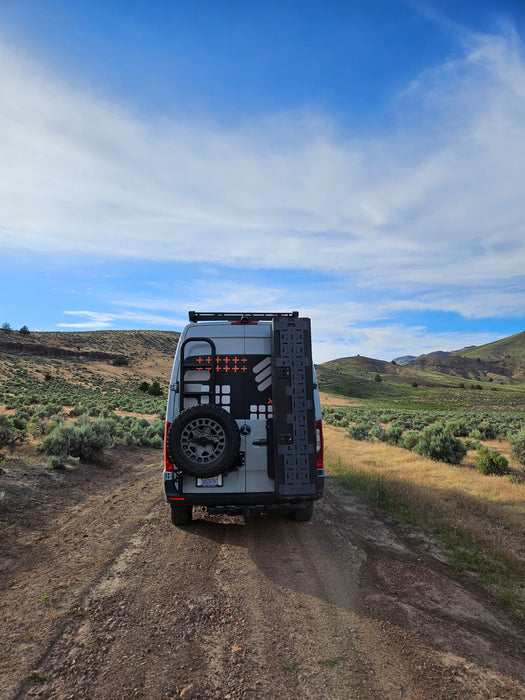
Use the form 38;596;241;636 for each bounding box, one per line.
0;329;180;389
316;330;525;409
454;330;525;362
405;331;525;383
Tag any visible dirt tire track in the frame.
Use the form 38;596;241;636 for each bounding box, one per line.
1;446;525;699
0;450;162;699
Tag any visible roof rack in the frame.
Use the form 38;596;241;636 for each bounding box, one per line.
188;311;299;323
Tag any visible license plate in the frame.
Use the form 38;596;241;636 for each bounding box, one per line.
196;475;223;487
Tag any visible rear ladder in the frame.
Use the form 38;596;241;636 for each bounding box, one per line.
179;337;217;408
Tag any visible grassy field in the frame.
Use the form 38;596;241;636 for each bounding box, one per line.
317;359;525;410
319;335;525;616
324;424;525;615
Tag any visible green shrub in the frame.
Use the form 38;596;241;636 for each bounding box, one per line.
475;421;499;440
0;415;14;449
401;430;420;450
347;423;370;440
9;414;28;432
330;419;348;427
510;429;525;465
475;447;510;476
414;424;467;464
445;419;469;437
147;381;163;396
48;455;66;470
112;355;129;366
386;425;403;445
37;417;112;465
371;425;387;442
0;414;27;451
69;405;84;417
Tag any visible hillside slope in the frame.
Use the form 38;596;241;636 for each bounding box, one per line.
317;348;525;409
406;353;522;382
408;331;525;382
454;330;525;362
0;329;180;388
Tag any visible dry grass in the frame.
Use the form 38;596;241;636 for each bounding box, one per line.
318;392;363;407
324;424;525;611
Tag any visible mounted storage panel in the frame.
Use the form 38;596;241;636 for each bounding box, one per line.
271;316;317;498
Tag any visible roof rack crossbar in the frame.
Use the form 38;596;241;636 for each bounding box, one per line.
188;311;299;323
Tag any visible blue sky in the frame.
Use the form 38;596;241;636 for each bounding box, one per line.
1;0;525;362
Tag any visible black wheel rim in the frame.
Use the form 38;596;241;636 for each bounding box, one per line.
180;416;227;464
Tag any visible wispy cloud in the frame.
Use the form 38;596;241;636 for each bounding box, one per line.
58;310;185;329
2;27;525;325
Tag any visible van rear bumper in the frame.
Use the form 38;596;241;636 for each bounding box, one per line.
165;486;323;509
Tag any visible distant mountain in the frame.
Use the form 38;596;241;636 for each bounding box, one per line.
393;345;477;364
392;355;416;365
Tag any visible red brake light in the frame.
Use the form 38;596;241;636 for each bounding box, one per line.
164;421;174;471
316;419;324;469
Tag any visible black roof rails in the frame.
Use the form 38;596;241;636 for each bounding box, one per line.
188;311;299;323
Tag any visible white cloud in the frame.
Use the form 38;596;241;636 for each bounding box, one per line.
1;29;525;322
58;310;186;329
311;324;501;364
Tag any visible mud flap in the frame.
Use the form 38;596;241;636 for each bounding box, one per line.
271;316;317;498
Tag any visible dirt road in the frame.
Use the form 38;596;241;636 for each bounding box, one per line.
1;446;524;699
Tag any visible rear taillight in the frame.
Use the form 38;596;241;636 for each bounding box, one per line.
164;421;174;471
316;419;324;469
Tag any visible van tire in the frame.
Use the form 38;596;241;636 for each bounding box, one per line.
167;404;240;478
171;504;193;526
293;502;314;522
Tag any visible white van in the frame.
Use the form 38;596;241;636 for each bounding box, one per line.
163;312;324;525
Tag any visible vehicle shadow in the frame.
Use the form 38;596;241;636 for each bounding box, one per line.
183;494;362;614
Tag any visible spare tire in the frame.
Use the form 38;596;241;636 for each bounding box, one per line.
167;404;240;478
